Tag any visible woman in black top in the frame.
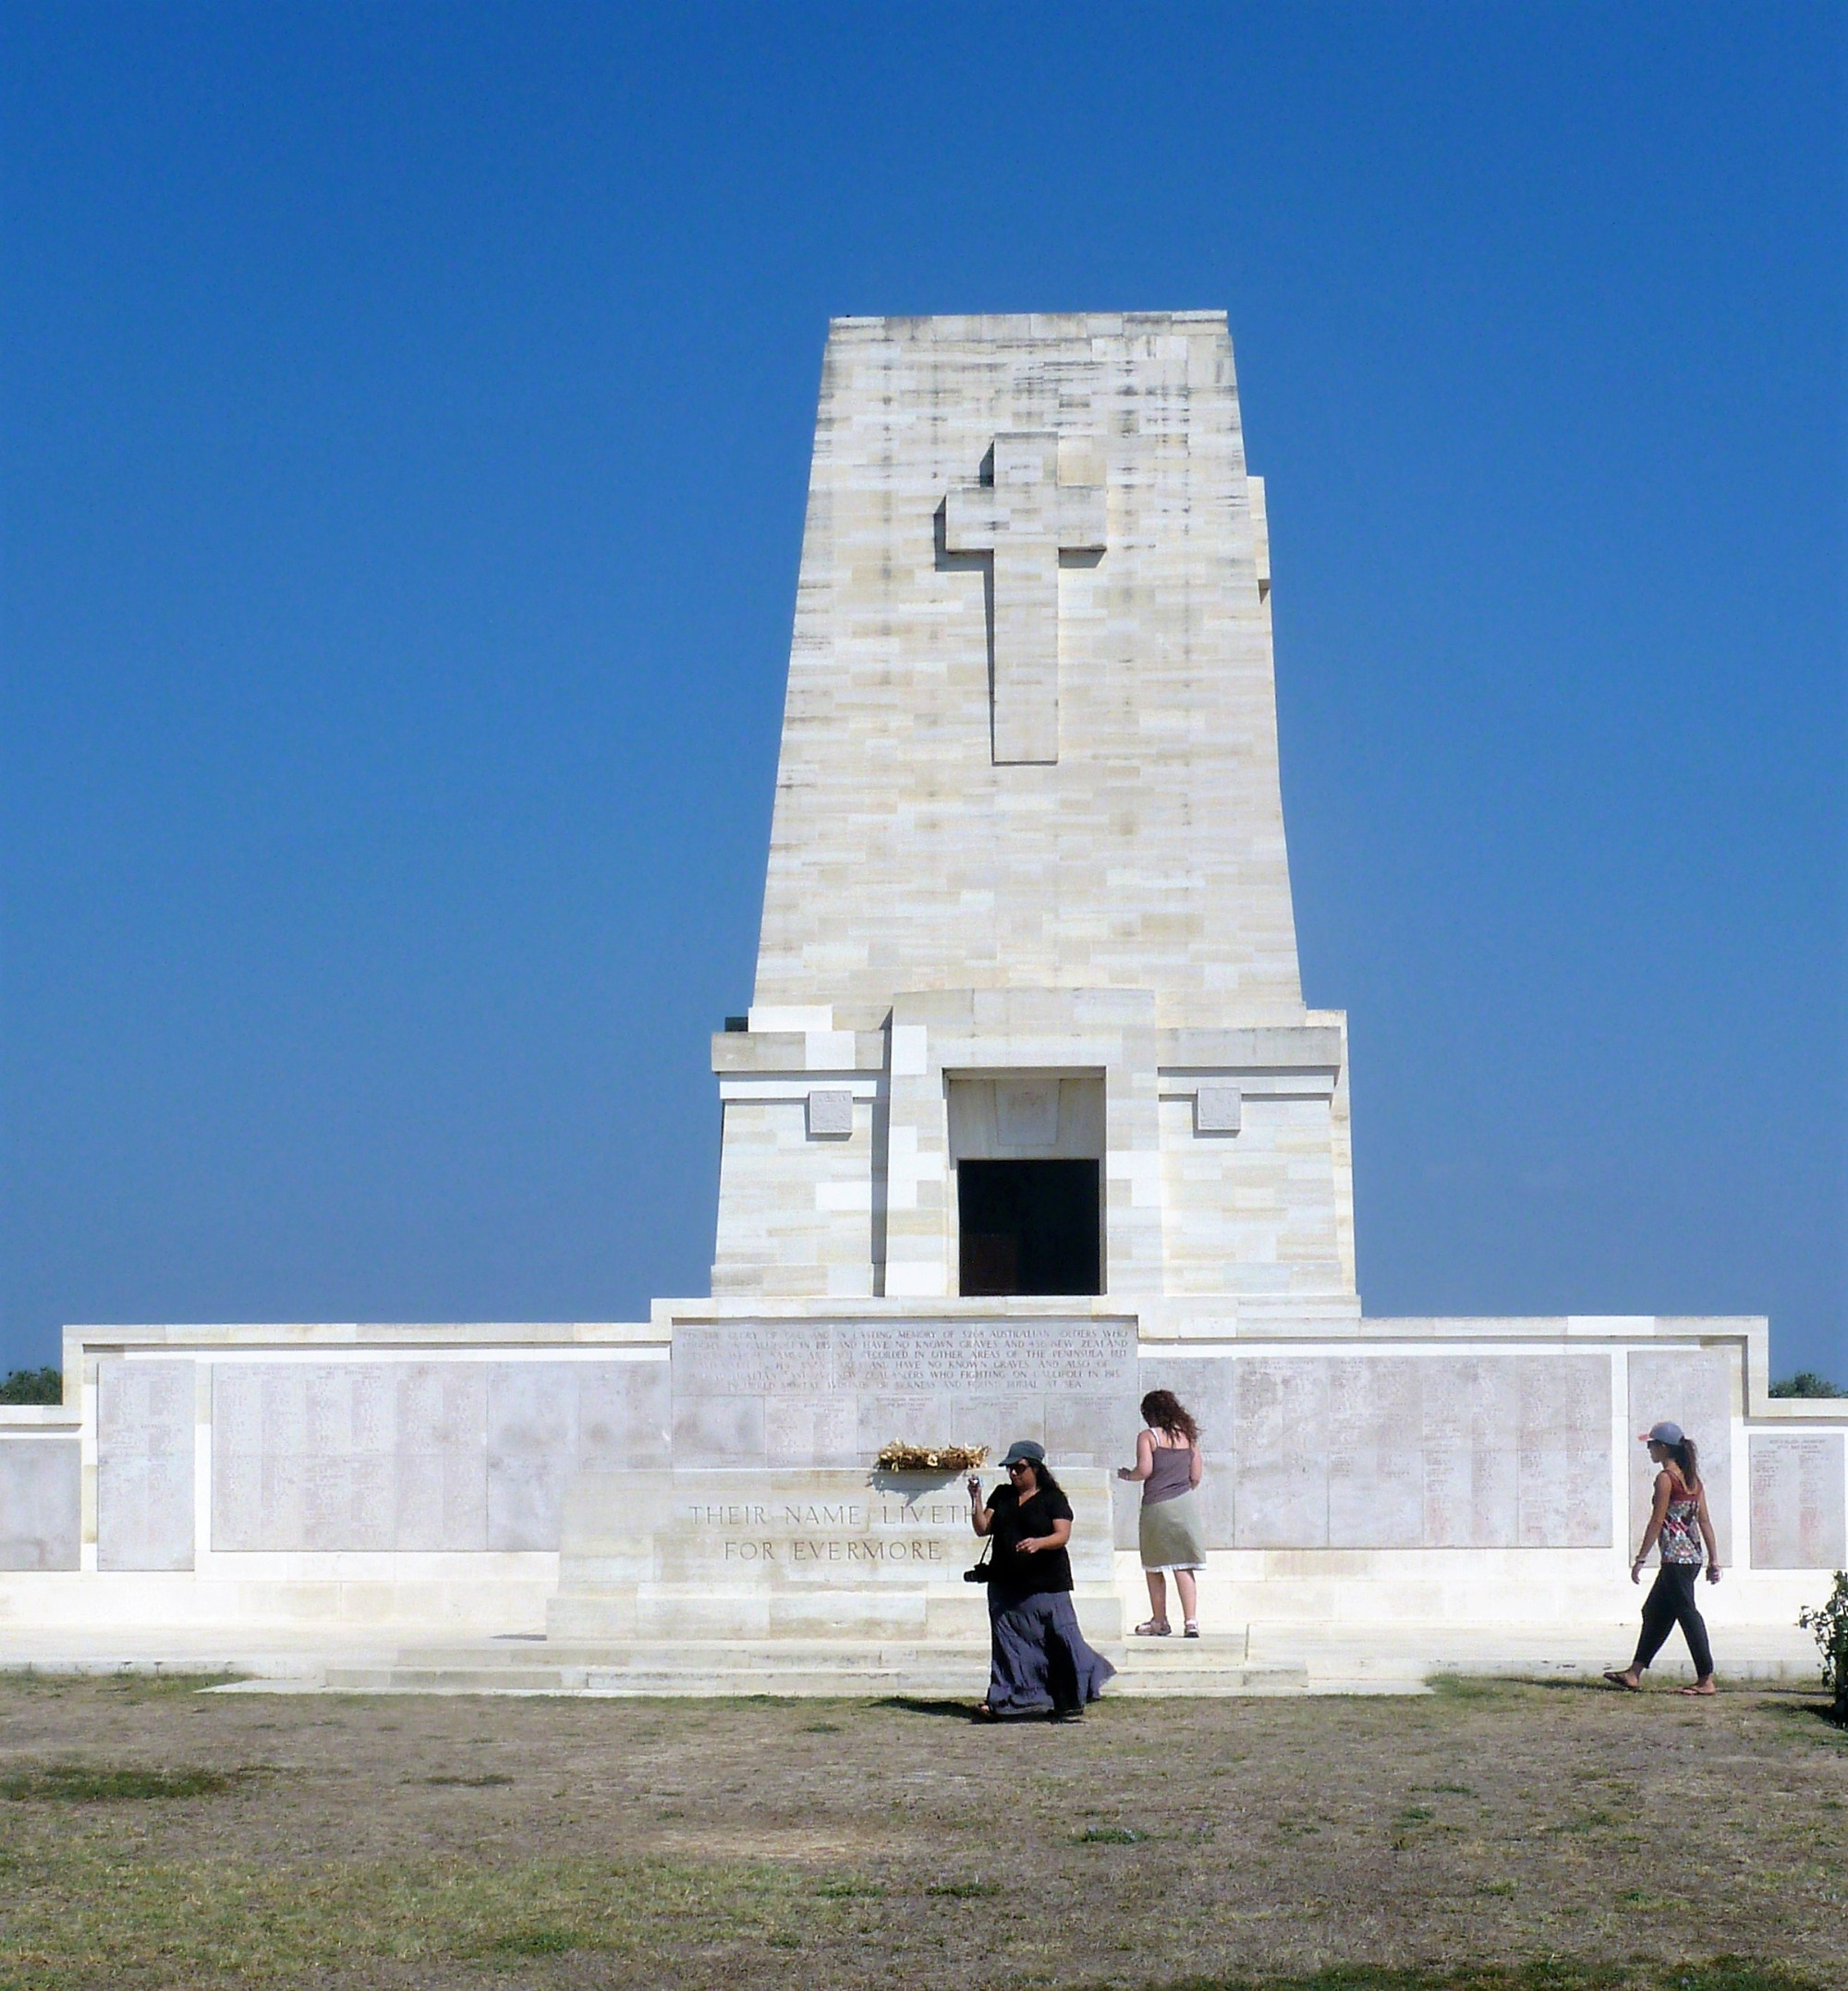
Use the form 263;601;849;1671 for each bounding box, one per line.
967;1439;1115;1721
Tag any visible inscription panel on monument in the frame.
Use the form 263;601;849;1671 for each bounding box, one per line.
671;1480;976;1583
97;1357;196;1572
1627;1350;1734;1565
561;1467;1117;1591
1222;1353;1611;1551
0;1440;81;1571
213;1357;669;1552
553;1465;1121;1641
672;1319;1138;1470
1749;1434;1847;1571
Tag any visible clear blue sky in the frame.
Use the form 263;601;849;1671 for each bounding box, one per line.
4;6;1843;1380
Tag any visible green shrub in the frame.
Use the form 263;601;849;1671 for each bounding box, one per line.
1796;1570;1848;1724
1769;1370;1843;1399
0;1366;62;1405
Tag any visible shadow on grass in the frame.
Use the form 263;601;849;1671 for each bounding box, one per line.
1765;1696;1848;1738
871;1694;974;1718
1427;1673;1688;1700
1142;1960;1825;1991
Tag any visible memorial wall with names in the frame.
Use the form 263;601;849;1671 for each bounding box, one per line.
1749;1434;1847;1570
669;1318;1142;1471
1141;1353;1614;1550
209;1358;670;1554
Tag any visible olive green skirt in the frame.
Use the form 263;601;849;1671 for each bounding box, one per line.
1138;1488;1206;1572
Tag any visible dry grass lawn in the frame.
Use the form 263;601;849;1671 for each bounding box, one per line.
0;1671;1842;1990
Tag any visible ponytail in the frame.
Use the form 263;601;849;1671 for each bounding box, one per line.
1672;1436;1700;1490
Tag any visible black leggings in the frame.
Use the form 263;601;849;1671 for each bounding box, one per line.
1633;1563;1713;1678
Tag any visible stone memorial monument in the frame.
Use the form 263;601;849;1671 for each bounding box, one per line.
2;312;1842;1692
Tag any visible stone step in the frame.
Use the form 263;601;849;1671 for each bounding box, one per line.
388;1640;987;1671
322;1665;1326;1698
1113;1633;1247;1660
318;1632;1323;1698
385;1638;1267;1671
323;1662;986;1696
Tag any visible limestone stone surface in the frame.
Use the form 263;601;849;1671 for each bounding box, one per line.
756;313;1295;1016
3;312;1835;1662
806;1088;854;1137
942;431;1107;764
550;1465;1120;1642
711;314;1356;1305
1135;1354;1612;1553
670;1317;1139;1473
212;1358;668;1553
97;1357;196;1571
1749;1434;1846;1570
0;1439;80;1570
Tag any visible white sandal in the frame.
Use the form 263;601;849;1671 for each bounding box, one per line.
1183;1621;1200;1638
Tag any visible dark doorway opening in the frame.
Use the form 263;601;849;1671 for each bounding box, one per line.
957;1159;1101;1297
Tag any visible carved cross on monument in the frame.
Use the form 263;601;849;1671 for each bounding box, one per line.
945;433;1105;765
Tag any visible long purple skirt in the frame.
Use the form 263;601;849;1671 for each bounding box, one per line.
986;1590;1115;1715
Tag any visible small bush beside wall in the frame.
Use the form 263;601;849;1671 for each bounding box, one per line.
1798;1571;1848;1726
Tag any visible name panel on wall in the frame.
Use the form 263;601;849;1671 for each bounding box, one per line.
211;1358;669;1553
1749;1434;1846;1570
671;1319;1139;1471
96;1357;196;1571
1137;1352;1613;1551
0;1439;80;1571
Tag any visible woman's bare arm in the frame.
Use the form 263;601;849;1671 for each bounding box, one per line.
1117;1429;1156;1483
1018;1518;1074;1556
1697;1484;1722;1578
1188;1445;1203;1489
967;1475;993;1536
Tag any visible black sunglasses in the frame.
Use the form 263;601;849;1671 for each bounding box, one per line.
1006;1460;1034;1473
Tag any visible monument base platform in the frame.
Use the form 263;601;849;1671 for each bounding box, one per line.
1;1619;1823;1700
546;1465;1124;1644
310;1631;1303;1697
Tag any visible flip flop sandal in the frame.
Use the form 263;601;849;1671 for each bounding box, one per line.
1602;1669;1641;1692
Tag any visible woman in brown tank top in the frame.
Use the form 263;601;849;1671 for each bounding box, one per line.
1117;1389;1206;1637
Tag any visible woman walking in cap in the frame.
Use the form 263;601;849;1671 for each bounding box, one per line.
1118;1389;1206;1637
1605;1420;1721;1696
967;1439;1115;1722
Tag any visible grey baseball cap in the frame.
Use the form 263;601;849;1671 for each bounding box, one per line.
1641;1420;1684;1447
998;1439;1046;1468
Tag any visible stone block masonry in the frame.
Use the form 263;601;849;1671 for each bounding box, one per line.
3;313;1841;1663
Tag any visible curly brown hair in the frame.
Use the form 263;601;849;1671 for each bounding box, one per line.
1139;1390;1198;1445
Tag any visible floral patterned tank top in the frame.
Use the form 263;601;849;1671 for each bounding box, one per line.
1659;1471;1704;1566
